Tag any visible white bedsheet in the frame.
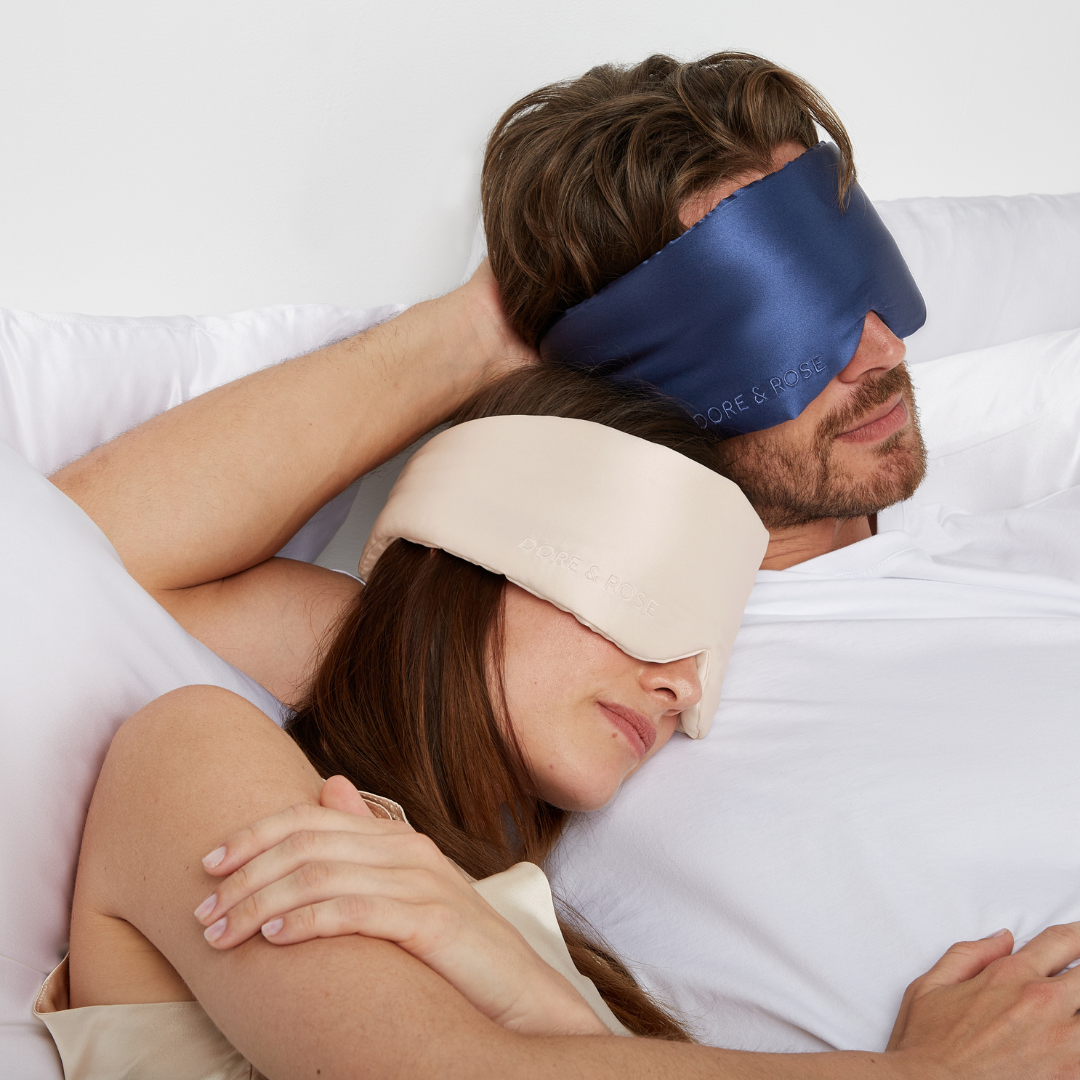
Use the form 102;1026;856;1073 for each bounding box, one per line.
549;457;1080;1051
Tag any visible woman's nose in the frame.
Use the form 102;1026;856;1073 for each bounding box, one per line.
640;655;702;710
837;312;906;383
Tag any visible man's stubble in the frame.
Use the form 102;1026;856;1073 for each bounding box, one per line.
714;365;928;531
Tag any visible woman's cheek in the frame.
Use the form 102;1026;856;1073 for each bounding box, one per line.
533;727;635;811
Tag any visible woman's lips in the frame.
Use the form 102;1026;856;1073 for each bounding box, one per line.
598;702;656;758
835;394;908;445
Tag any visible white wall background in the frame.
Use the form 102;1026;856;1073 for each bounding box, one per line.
1;0;1078;317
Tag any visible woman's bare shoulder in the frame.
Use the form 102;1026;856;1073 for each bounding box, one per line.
67;685;519;1076
80;684;322;916
69;686;322;1003
103;684;316;784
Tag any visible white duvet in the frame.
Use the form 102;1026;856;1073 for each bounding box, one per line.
549;331;1080;1051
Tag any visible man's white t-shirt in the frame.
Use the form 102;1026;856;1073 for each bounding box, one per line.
549;486;1080;1051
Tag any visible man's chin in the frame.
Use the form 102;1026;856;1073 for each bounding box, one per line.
823;420;927;517
748;421;926;530
714;384;928;530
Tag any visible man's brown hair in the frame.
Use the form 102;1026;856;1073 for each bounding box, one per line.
482;51;854;345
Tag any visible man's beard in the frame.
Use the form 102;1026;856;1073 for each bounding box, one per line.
714;365;928;530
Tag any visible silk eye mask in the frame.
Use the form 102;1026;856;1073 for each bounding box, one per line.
358;415;769;738
539;142;926;436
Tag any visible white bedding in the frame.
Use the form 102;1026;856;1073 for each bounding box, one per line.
0;303;399;1077
0;303;403;561
548;334;1080;1050
2;188;1078;1073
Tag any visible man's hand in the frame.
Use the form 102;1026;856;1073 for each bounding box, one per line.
456;258;539;392
887;924;1080;1079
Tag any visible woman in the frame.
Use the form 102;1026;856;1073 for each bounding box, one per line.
39;262;1080;1078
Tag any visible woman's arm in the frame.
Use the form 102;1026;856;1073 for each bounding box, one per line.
69;685;1080;1080
190;777;612;1037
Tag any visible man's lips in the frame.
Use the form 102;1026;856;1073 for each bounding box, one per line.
835;393;908;444
597;702;656;758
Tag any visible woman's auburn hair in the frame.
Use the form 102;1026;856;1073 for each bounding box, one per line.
287;365;726;1040
482;51;855;346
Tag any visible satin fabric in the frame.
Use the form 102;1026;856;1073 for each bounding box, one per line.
35;959;265;1080
540;142;926;435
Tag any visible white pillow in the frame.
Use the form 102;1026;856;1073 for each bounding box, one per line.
0;303;404;561
878;326;1080;527
876;193;1080;365
0;441;292;1076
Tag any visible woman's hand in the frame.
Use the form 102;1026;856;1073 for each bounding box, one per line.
192;776;607;1038
886;924;1080;1079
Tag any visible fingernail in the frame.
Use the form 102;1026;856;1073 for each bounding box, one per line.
202;846;226;870
204;917;227;943
193;894;217;922
986;928;1010;939
261;918;284;938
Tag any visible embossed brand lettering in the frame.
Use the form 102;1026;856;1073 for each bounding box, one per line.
700;355;830;427
518;541;657;617
600;574;658;618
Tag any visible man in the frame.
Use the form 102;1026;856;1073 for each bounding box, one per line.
480;52;1080;1051
482;52;925;569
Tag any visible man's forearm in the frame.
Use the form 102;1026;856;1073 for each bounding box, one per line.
51;269;530;593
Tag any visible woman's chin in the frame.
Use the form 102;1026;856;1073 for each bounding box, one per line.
539;769;629;813
548;792;617;813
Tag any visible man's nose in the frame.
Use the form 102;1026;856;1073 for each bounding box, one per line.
640;655;702;710
836;312;906;384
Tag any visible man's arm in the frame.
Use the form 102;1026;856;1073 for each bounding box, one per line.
49;268;531;698
51;267;528;595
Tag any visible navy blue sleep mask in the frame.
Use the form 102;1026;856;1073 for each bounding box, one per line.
539;142;926;436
